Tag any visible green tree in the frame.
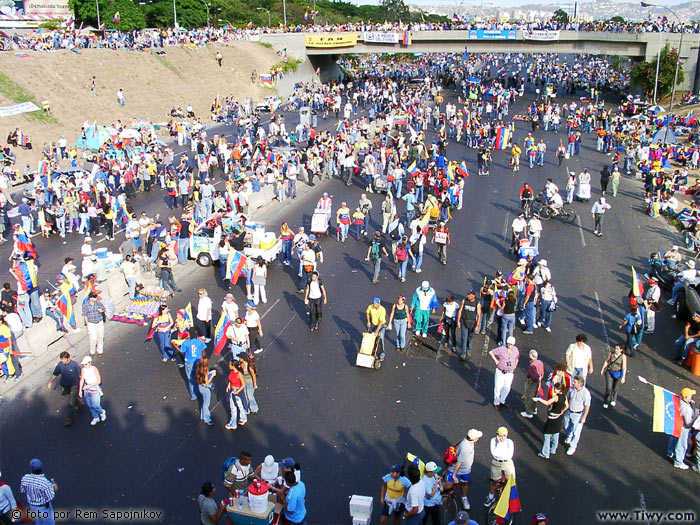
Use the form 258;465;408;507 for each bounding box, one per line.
69;0;146;30
381;0;409;22
608;16;625;23
143;0;207;29
631;45;685;99
551;8;569;24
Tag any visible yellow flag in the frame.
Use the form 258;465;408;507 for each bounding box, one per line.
493;474;516;518
631;265;640;297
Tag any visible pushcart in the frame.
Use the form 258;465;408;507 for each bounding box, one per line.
355;332;384;370
311;210;331;236
576;181;591;202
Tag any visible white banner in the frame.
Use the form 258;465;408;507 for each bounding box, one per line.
522;30;560;41
363;32;400;44
0;101;41;118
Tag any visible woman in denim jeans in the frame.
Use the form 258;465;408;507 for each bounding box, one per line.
79;356;106;426
387;295;409;351
239;355;259;414
195;355;216;425
225;360;249;430
533;382;568;459
499;291;517;346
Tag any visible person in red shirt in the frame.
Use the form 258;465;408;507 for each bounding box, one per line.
225;360;249;430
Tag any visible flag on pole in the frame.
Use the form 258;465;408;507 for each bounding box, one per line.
304;7;309;21
457;160;469;178
247;21;253;28
112;11;120;22
493;474;522;523
65;15;75;28
226;250;248;284
652;385;683;437
99;23;106;31
213;312;232;355
336;120;345;134
685;111;696;125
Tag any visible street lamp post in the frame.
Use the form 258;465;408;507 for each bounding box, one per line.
283;0;287;27
641;1;684;143
95;0;101;30
218;18;232;28
173;0;178;28
651;22;662;105
257;7;271;27
196;0;210;26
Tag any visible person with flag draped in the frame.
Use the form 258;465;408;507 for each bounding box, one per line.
147;304;175;362
0;313;21;381
484;427;515;507
663;387;696;470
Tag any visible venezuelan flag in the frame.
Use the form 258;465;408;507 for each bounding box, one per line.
12;260;38;291
652;385;683;437
394;114;409;126
14;227;37;259
406;161;417;175
226;250;248;284
457;160;469;178
56;292;76;329
494;474;521;522
112;11;120;22
494;126;511;150
336;120;345;134
213;312;232;355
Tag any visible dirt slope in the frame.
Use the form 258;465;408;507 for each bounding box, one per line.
0;41;278;167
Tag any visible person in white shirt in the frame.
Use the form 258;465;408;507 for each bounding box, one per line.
669;260;697;306
511;213;527;254
591;196;611;236
402;465;425;523
196;288;213;342
527;215;543;250
565;333;594;380
221;293;239;322
484;427;515;507
447;428;482;510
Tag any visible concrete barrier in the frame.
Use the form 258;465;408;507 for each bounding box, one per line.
248;185;276;214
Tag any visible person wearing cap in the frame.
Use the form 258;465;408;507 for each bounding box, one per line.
565;333;594;381
669;259;697;306
446;428;482;510
521;349;544;418
673;311;700;365
531;513;549;524
410;281;437;338
336;201;351;242
40;289;65;333
82;292;106;356
562;375;591;456
198;481;225;525
366;298;387;359
47;351;83;426
510;212;527;255
422;461;443;524
590;195;611;236
667;387;696;469
527;213;542;250
20;459;58;525
485;427;515;507
226;317;250;358
402;464;425;523
664;245;682;269
432;222;450;265
643;276;661;333
618;303;643;357
489;336;519;409
380;464;410;524
450;510;478;525
244;302;264;354
79;355;106;426
221;293;239;322
254;455;281;485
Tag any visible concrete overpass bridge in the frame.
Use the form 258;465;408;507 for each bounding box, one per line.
259;29;700;94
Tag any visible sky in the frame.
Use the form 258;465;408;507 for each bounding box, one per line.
352;0;693;5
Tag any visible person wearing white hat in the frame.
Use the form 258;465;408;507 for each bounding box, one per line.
78;356;106;426
669;259;697;306
254;455;281;485
590;195;611;236
422;461;442;524
664;245;682;269
445;428;482;510
410;281;438;338
489;337;520;409
485;427;515;507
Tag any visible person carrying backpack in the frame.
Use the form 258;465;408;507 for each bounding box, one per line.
366;232;390;284
387;215;404;259
394;236;413;282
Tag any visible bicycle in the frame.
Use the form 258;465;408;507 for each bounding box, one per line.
520;198;533;219
539;204;577;224
440;485;460;523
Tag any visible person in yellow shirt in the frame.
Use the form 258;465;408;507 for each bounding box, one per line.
510;144;521;172
366;297;387;358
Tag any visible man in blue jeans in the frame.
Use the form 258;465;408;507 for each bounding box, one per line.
667;387;696;469
674;312;700;366
179;328;205;401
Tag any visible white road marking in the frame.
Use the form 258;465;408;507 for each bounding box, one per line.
638;492;651;525
260;298;280;319
273;314;296;341
576;215;587;247
594;291;611;354
502;212;509;243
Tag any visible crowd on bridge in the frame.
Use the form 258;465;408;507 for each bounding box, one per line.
1;39;700;525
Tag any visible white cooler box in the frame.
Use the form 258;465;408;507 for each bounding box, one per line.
350;494;373;525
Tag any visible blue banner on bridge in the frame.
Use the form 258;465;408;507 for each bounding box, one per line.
467;29;516;40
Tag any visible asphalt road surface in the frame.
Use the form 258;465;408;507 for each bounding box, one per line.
1;76;699;525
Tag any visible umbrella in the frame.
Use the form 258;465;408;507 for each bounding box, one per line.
648;105;665;113
105;126;120;138
76;124;111;150
119;129;140;139
34;28;48;35
651;126;677;145
466;77;481;84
